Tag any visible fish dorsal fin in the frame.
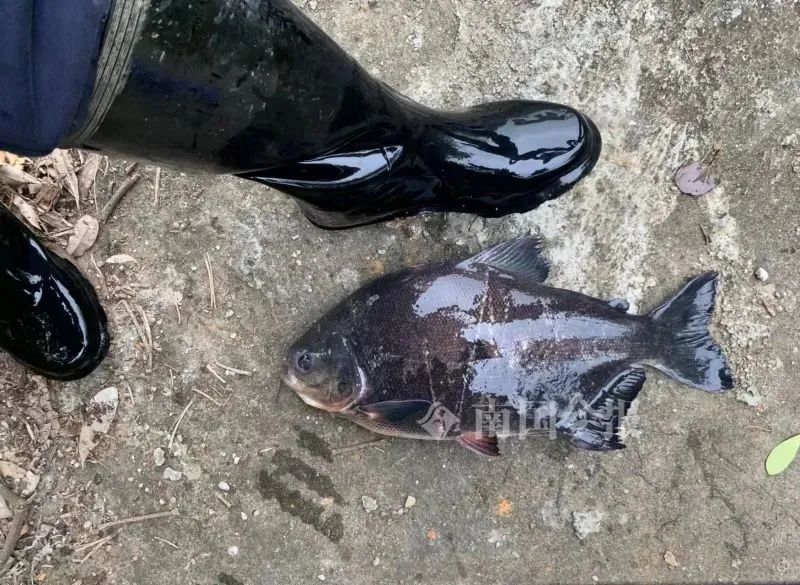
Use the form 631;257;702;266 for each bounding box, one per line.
457;236;550;283
569;367;646;452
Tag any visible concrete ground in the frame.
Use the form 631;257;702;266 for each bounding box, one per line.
3;0;800;583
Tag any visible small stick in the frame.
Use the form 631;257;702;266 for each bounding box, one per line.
331;438;388;455
204;253;216;311
0;485;29;576
215;362;252;376
101;174;141;223
76;534;116;564
125;382;135;406
97;509;179;532
153;167;161;207
153;536;180;549
215;493;232;509
205;364;226;385
169;397;196;449
136;303;154;371
121;301;149;356
73;534;115;553
192;388;222;407
172;291;181;325
124;162;139;175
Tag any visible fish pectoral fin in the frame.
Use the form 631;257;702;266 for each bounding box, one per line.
456;432;500;457
569;367;646;452
456;236;550;283
608;298;630;312
358;400;433;422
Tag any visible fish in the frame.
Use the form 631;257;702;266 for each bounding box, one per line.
282;237;734;456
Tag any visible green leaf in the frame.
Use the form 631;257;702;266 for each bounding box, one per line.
766;435;800;476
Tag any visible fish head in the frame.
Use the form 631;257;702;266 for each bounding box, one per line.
283;330;367;413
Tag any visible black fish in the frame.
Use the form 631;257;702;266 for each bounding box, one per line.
283;237;734;456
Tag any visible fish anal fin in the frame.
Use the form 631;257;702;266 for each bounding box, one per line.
569;368;646;452
456;432;500;457
358;400;432;422
456;236;550;283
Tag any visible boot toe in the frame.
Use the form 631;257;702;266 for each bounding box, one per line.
1;208;109;380
421;100;601;215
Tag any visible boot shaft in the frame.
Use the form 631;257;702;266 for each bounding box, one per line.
68;0;410;172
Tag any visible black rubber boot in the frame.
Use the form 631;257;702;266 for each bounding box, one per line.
0;206;109;380
66;0;601;228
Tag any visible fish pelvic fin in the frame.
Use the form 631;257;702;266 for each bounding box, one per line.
456;236;550;283
456;432;500;457
648;271;734;393
569;367;646;451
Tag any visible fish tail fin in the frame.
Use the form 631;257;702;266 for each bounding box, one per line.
648;271;733;392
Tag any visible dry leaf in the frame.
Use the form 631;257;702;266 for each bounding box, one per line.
105;254;137;265
664;551;679;568
0;460;27;481
12;195;43;230
0;494;11;520
0;150;30;167
50;149;80;209
78;425;96;467
78;387;119;466
22;470;40;497
33;183;62;212
66;215;99;257
675;161;718;196
0;163;41;187
78;154;101;199
87;386;119;433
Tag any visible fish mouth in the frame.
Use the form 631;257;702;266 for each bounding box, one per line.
281;371;352;413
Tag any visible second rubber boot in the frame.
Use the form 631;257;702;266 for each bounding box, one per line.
0;205;110;380
66;0;601;228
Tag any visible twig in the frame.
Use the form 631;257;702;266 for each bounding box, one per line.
124;162;139;175
101;174;141;223
172;291;181;325
153;167;161;207
97;509;179;532
76;534;116;564
331;438;388;455
73;534;115;554
169;397;195;449
136;303;154;372
153;536;180;549
215;361;252;376
0;485;29;576
215;493;232;509
125;382;135;406
205;365;226;385
204;253;216;311
192;388;222;407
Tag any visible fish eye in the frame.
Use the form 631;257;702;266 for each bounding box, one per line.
295;351;313;374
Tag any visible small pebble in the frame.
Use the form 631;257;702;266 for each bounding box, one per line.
317;575;325;581
153;447;165;467
162;467;182;482
756;267;769;282
362;495;378;513
405;495;416;509
218;481;231;492
228;546;239;556
373;557;381;567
